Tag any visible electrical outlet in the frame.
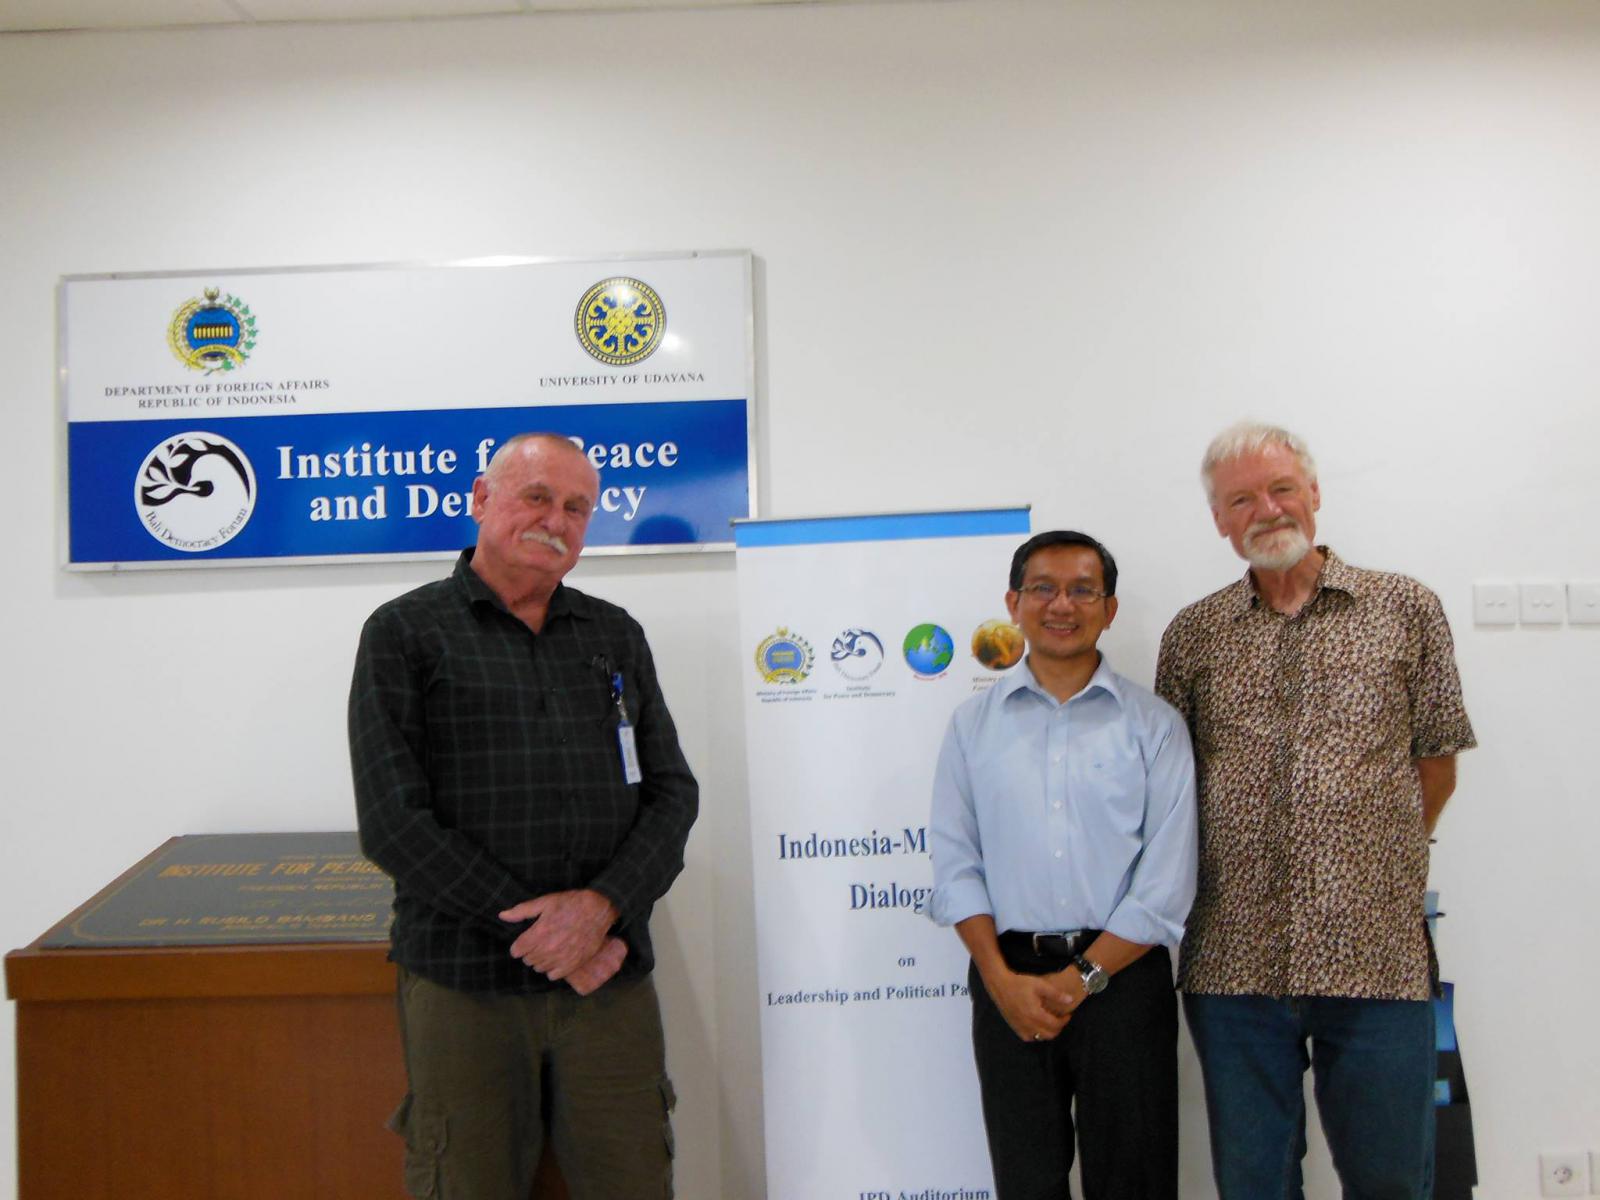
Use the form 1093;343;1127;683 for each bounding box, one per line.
1540;1150;1588;1196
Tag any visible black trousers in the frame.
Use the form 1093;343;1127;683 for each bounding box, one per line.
970;945;1178;1200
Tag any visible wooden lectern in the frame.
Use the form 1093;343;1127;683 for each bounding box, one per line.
5;836;568;1199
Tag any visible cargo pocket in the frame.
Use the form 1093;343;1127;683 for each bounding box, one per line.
659;1077;678;1199
387;1093;448;1198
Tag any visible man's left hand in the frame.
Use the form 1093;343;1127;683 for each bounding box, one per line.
1050;967;1089;1012
565;936;628;996
500;889;619;980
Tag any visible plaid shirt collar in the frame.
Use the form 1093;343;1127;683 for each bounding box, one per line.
451;548;594;623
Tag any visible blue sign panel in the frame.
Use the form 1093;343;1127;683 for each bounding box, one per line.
68;398;749;564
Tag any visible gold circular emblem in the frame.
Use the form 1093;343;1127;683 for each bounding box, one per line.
755;627;814;685
971;619;1025;671
575;277;665;366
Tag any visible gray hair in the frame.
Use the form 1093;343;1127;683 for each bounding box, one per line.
1200;421;1317;502
483;433;592;486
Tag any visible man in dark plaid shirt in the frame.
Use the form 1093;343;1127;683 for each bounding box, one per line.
350;432;698;1200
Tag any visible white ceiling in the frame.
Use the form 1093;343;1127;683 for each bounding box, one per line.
0;0;882;33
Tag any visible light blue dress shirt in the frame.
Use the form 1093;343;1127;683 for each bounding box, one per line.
928;655;1198;948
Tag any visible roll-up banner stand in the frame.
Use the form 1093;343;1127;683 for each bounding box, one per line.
735;507;1031;1200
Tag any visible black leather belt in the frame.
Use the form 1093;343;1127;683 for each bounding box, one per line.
998;929;1099;960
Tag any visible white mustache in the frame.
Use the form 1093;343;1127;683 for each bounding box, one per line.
1245;517;1298;541
520;530;568;554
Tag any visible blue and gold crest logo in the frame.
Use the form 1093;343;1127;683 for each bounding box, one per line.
575;276;665;366
169;287;258;374
755;627;815;685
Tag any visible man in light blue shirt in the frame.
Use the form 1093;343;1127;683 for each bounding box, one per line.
929;529;1198;1200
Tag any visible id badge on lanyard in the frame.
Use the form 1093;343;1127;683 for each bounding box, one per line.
610;670;643;785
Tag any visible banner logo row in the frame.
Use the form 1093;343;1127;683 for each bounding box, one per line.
755;620;1025;686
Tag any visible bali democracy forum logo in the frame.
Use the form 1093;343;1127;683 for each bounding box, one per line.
134;432;257;553
903;623;955;679
168;287;258;374
575;276;665;366
755;627;815;685
830;628;884;681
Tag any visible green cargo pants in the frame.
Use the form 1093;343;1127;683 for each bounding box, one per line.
391;967;676;1200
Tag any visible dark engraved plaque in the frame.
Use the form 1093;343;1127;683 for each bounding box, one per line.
39;832;394;947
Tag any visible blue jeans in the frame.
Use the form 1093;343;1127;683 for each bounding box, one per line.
1184;993;1435;1200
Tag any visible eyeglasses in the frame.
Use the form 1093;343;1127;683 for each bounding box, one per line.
1017;582;1109;605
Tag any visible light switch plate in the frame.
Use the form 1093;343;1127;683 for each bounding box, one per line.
1520;581;1565;625
1568;581;1600;626
1472;582;1517;625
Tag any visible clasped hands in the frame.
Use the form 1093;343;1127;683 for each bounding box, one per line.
988;966;1089;1043
499;889;624;996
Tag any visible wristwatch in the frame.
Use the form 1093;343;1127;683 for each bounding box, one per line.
1072;955;1108;996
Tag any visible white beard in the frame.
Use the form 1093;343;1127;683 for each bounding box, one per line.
1244;524;1311;571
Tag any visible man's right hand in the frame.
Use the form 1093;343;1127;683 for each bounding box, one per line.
954;915;1074;1042
499;889;618;980
982;967;1074;1042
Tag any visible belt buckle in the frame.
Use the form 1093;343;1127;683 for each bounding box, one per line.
1036;928;1075;960
1032;930;1080;956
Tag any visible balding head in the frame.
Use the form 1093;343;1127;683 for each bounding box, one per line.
483;433;597;490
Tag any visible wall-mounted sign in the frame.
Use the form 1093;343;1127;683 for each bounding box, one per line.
60;251;754;569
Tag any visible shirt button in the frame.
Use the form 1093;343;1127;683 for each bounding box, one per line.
1053;850;1063;859
1053;801;1062;809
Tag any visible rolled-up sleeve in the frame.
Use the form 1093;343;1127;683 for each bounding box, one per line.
927;713;994;927
1102;708;1198;949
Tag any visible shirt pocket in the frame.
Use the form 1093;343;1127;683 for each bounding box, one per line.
965;745;1046;827
1306;650;1409;745
424;644;544;730
1067;726;1149;842
1189;654;1279;755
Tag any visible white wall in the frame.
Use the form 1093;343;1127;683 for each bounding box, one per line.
3;2;1597;1196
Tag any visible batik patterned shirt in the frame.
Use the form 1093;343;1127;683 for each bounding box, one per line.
1155;549;1475;1000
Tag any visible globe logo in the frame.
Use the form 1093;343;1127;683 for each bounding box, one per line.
903;623;955;679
